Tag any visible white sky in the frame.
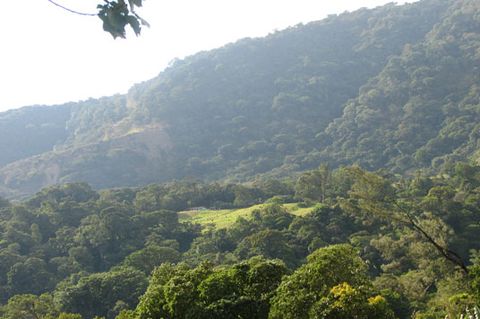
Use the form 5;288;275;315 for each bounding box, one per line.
0;0;416;112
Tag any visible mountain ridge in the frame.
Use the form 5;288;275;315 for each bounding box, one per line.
2;0;478;198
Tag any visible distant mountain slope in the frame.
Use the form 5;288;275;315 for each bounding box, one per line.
1;0;474;198
0;104;72;166
321;0;480;172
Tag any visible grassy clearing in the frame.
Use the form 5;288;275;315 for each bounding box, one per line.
178;203;317;229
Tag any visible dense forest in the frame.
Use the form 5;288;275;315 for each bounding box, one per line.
0;162;480;318
1;0;479;198
1;0;480;317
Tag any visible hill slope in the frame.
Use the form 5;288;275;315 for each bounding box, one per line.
322;0;480;172
2;0;479;198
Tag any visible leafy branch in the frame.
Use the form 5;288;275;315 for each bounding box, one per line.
97;0;150;38
343;166;469;275
46;0;149;38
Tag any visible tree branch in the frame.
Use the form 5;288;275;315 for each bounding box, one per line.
394;202;469;275
46;0;97;16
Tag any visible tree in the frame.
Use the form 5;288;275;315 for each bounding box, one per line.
235;229;297;268
309;283;395;319
123;245;181;275
54;266;147;319
471;256;480;303
7;258;55;295
197;257;288;319
135;258;288;319
134;263;180;319
295;164;332;203
0;294;58;319
269;244;373;319
250;204;293;230
342;166;469;275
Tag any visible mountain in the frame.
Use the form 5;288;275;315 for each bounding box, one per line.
1;0;478;198
322;0;480;172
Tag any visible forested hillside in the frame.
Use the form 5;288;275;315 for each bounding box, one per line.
2;0;480;317
0;105;72;167
322;0;480;172
0;162;480;318
2;0;476;198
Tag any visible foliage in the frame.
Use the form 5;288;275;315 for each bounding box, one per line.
54;266;147;319
309;283;395;319
323;0;480;173
2;1;480;317
135;257;288;319
0;294;58;319
0;0;464;198
0;162;479;317
269;244;372;319
96;0;149;38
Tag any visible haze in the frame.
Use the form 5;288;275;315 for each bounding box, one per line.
0;0;415;112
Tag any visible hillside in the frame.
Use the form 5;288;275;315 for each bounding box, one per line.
322;0;480;172
1;164;480;318
2;0;479;198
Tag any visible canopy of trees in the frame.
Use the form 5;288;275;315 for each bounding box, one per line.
1;0;480;317
0;162;479;318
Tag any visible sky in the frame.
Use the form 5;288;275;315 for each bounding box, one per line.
0;0;417;112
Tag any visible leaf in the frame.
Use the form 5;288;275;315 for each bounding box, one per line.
134;12;150;27
127;15;141;36
128;0;143;9
97;1;131;38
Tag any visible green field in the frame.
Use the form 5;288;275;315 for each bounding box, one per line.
178;203;316;229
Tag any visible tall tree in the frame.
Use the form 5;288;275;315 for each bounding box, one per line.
269;244;377;319
342;166;468;274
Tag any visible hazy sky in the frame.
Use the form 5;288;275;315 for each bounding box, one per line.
0;0;416;112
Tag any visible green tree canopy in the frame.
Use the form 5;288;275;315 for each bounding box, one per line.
269;244;382;319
